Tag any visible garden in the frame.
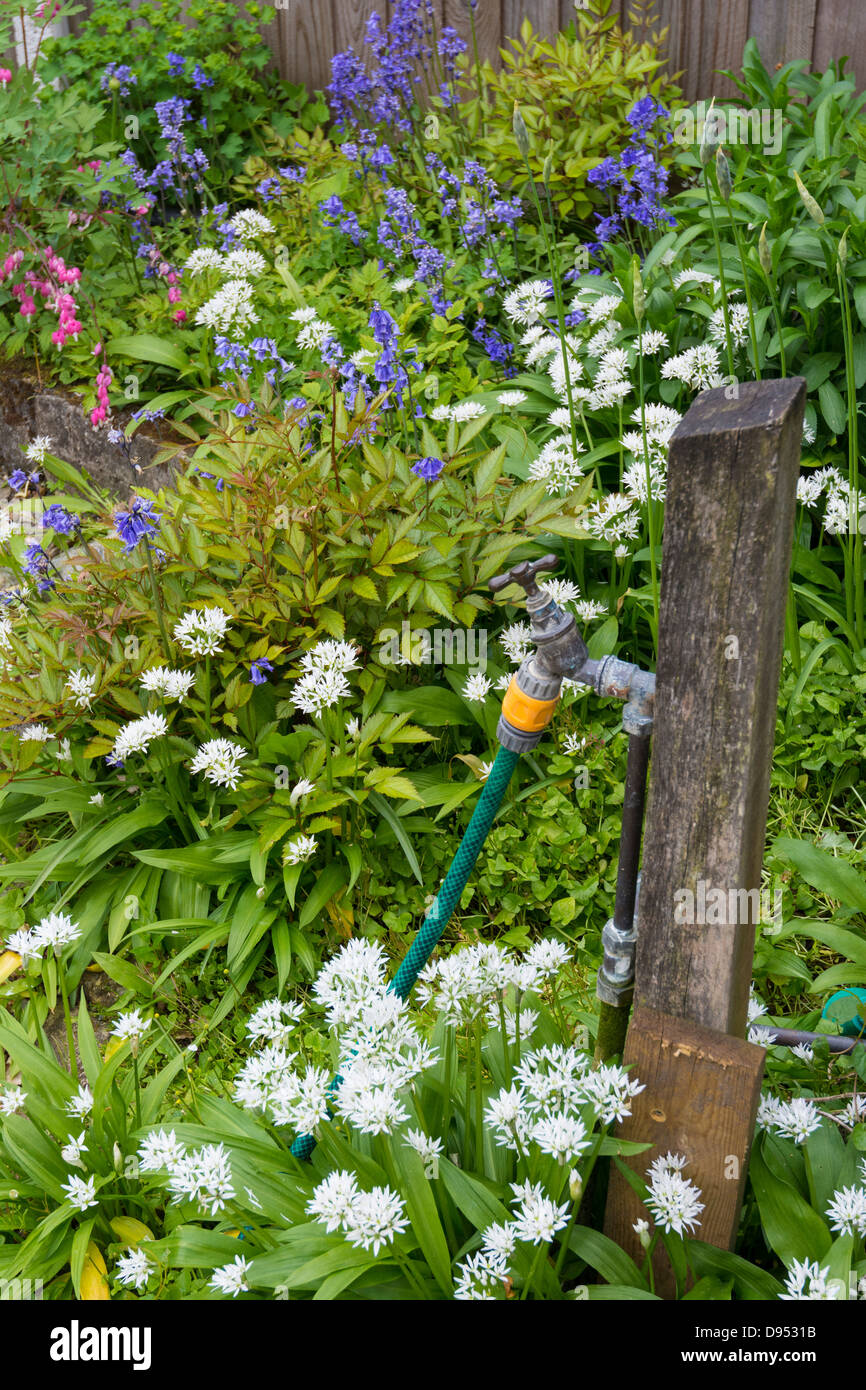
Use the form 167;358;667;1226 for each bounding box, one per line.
0;0;865;1314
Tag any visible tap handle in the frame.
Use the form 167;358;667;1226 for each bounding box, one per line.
489;553;559;599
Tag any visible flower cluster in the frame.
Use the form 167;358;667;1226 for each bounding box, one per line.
7;912;81;964
290;639;360;717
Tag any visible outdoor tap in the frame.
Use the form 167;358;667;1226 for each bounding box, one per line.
490;554;591;752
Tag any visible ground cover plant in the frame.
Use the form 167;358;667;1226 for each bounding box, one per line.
0;0;864;1303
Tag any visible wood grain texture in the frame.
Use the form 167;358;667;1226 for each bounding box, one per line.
748;0;816;75
277;0;336;89
642;0;750;101
634;377;805;1037
332;0;388;53
604;1007;765;1293
503;0;559;40
812;0;866;89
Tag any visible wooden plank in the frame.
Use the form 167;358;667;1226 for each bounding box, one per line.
635;377;806;1037
605;1007;765;1291
747;0;816;75
332;0;388;54
443;0;502;55
503;0;559;41
645;0;750;102
276;0;336;89
812;0;866;89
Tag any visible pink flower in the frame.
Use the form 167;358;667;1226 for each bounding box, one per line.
167;286;181;304
173;309;187;324
0;69;12;85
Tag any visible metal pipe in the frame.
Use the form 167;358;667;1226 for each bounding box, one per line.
752;1025;865;1054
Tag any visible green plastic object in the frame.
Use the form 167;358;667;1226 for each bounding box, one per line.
290;745;521;1160
822;987;866;1038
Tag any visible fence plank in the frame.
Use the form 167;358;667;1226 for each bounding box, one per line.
332;0;388;54
503;0;559;39
748;0;817;75
634;376;805;1036
277;1;337;89
812;0;866;88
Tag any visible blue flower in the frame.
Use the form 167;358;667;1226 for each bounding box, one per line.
412;456;445;481
249;658;274;685
167;52;186;77
191;63;214;89
114;497;160;554
7;469;27;490
42;504;79;536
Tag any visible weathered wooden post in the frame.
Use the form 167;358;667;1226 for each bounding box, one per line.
603;377;806;1290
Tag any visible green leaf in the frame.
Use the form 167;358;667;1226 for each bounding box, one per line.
438;1158;510;1232
818;379;847;435
388;1140;453;1296
568;1225;647;1289
109;333;190;371
367;792;422;884
772;837;866;913
750;1139;832;1265
687;1240;785;1300
298;864;348;930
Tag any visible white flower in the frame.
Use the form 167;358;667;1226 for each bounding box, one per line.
499;621;532;665
33;912;81;953
270;1063;332;1133
774;1097;822;1145
451;400;487;423
779;1257;838;1300
184;248;225;275
747;989;767;1025
532;1113;590;1164
639;329;668;354
195;278;259;334
289;778;315;806
209;1255;252;1297
0;1085;26;1115
825;1185;866;1238
5;928;43;964
478;759;493;780
585;493;640;544
229;208;274;241
797;473;823;506
221;248;267;279
708;301;750;348
115;1248;155;1291
173;607;231;657
392;276;415;293
644;1153;704;1235
111;711;168;762
673;268;718;292
291;666;351;717
404;1129;443;1175
140;666;196;702
89;792;104;806
461;672;491;702
454;1249;510;1299
526;938;570;978
190;738;247;790
497;390;527;407
660;343;725;392
481;1222;517;1261
137;1128;187;1173
538;577;581;609
167;1141;235;1217
19;724;51;742
503;279;554;326
61;1131;88;1165
839;1095;866;1128
345;717;360;739
246;998;304;1046
284;834;318;865
25;436;53;464
289;305;318;323
65;1084;93;1119
307;1171;361;1232
296;317;336;351
343;1185;408;1255
112;1010;151;1047
66;669;96;709
512;1188;571;1244
583;292;622;324
61;1173;99;1211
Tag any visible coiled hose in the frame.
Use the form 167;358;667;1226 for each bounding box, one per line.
290;745;521;1160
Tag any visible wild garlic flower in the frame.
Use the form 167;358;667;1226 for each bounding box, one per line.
6;928;44;964
538;578;581;609
66;669;96;709
512;1187;571;1245
708;301;750;348
195;278;259;335
343;1185;409;1255
173;606;231;656
65;1084;93;1119
167;1141;235;1217
585;493;641;544
502;279;554;326
660;343;725;392
289;778;315;806
825;1184;866;1238
190;738;247;790
245;999;303;1047
306;1171;360;1232
61;1131;88;1166
115;1248;155;1291
185;248;225;274
33;911;81;954
283;834;318;865
140;666;196;702
461;672;491;702
229;208;274;241
0;1085;26;1116
233;1044;297;1113
772;1097;822;1145
291;639;359;717
454;1250;510;1300
112;1010;151;1050
209;1255;252;1298
526;939;571;978
268;1064;332;1133
497;390;527;407
528;436;585;495
137;1128;187;1172
644;1153;704;1235
499;621;532;665
582;292;623;325
779;1258;838;1301
532;1113;591;1165
221;248;267;279
485;1003;538;1043
747;988;767;1024
61;1173;99;1211
111;712;168;762
404;1129;443;1173
638;329;669;354
19;724;51;742
840;1095;866;1128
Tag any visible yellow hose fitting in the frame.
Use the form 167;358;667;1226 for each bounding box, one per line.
501;675;559;733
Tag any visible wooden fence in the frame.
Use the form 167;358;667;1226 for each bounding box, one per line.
8;1;866;103
259;0;866;102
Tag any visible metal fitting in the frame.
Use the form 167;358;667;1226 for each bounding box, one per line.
596;872;642;1005
579;655;655;734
